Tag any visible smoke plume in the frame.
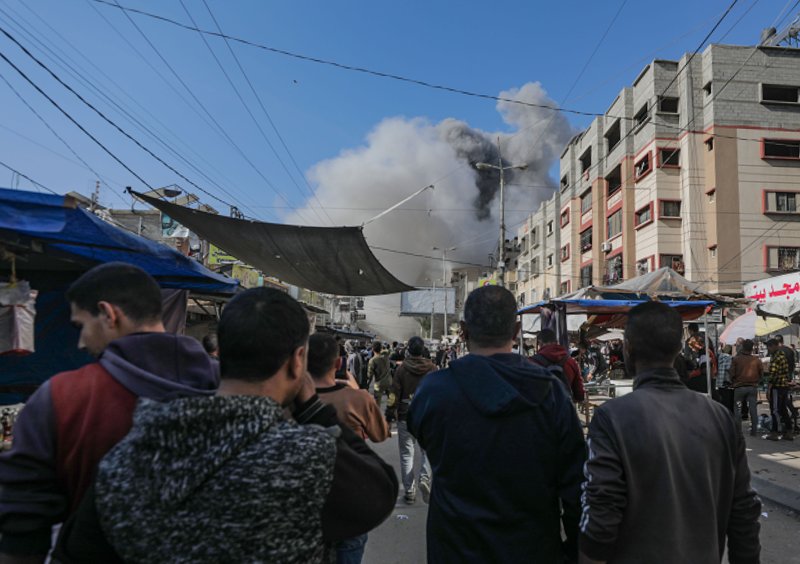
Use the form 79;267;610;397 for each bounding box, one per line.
286;82;573;339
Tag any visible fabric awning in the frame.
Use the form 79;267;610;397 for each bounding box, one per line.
134;191;414;296
518;298;715;317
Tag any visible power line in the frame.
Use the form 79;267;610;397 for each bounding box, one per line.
0;160;58;194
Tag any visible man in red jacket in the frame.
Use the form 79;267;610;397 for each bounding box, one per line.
532;329;585;403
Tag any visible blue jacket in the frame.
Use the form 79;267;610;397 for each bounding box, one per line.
407;353;586;563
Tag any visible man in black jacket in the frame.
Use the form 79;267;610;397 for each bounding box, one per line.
580;302;761;564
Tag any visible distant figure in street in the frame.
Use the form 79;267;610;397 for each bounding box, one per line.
387;336;437;504
775;334;796;377
766;338;793;441
308;332;391;564
202;333;219;358
729;339;763;436
580;302;761;564
532;329;585;402
408;286;586;563
368;342;392;406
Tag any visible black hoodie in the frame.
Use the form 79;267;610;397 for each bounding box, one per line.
389;355;438;421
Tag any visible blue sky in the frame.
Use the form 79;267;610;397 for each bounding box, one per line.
0;0;793;220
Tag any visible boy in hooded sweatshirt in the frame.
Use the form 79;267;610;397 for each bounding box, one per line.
56;287;397;563
0;262;219;561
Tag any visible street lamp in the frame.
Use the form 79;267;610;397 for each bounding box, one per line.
425;276;436;340
432;245;457;339
474;137;528;288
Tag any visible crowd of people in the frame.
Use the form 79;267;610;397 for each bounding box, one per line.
0;262;767;563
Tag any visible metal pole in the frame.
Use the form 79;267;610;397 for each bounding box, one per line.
704;313;712;398
498;136;506;288
442;249;447;341
431;279;436;340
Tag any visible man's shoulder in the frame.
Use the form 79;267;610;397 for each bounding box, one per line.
264;420;338;458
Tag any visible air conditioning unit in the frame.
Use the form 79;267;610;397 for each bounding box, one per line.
601;241;613;253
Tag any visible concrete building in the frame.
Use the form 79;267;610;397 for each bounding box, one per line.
515;42;800;305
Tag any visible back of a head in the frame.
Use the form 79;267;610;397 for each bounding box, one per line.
202;334;219;354
372;341;383;353
742;339;754;353
776;334;785;344
537;329;557;346
67;262;162;323
687;322;699;334
766;338;779;349
625;302;682;366
463;286;518;348
307;333;340;379
722;344;732;355
407;336;425;357
218;288;309;382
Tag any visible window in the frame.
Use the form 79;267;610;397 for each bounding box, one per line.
660;200;681;218
546;254;554;268
710;246;717;258
581;189;592;213
580;148;592;176
661;254;685;275
634;104;649;128
703;81;712;96
705;137;714;151
763;139;800;160
605;119;621;152
605;254;623;284
634;152;652;181
532;227;539;247
580;264;593;288
606;164;622;196
636;258;651;276
634;204;653;228
708;190;716;203
607;210;622;238
560;209;570;227
659;148;680;167
580;228;593;252
561;244;570;261
532;257;540;277
767;247;800;271
560;281;570;295
658;96;679;114
765;191;799;213
561;174;569;191
547;221;554;236
761;84;800;104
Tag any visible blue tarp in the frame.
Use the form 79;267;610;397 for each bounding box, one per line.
0;187;238;294
518;299;715;316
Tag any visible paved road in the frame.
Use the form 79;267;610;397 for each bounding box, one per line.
364;428;800;563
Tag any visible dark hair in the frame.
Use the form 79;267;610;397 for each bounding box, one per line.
307;333;340;379
742;339;754;353
776;334;785;344
372;341;383;353
218;288;309;382
66;262;162;324
392;341;398;348
625;302;682;364
202;334;218;354
407;336;425;357
687;322;699;333
537;329;557;345
766;338;779;347
463;286;518;348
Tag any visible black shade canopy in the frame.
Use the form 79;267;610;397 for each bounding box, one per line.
134;191;414;296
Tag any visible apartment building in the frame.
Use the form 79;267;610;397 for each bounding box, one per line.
516;42;800;305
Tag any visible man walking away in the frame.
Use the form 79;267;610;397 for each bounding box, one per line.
202;333;219;358
766;338;793;441
387;336;437;504
776;334;796;377
580;302;761;564
368;341;392;407
532;329;585;402
346;340;368;390
729;339;763;437
408;286;586;563
0;262;219;562
57;288;397;563
308;333;391;564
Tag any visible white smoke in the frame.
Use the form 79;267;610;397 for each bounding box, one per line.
286;82;574;340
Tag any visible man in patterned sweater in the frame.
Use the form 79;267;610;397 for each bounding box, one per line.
766;338;794;441
56;288;398;562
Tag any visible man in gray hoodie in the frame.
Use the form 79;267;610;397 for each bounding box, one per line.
0;262;219;562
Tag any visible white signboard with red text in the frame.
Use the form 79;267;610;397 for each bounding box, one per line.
743;272;800;304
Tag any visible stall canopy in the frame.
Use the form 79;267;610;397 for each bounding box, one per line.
719;310;790;343
134;191;415;296
0;188;238;294
519;298;715;318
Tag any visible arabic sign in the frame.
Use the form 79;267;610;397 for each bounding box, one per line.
207;244;239;266
744;272;800;304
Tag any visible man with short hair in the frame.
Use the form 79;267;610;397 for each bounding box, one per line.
388;335;437;504
408;286;586;562
307;332;391;564
368;341;392;406
766;338;793;441
202;333;219;358
775;334;796;377
58;287;397;562
729;339;763;436
532;329;585;402
0;262;220;561
580;302;761;564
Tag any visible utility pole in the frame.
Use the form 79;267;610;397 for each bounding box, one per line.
90;180;100;212
431;278;436;340
474;139;527;288
433;246;456;339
